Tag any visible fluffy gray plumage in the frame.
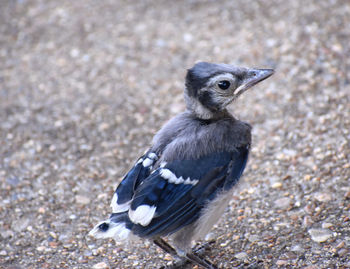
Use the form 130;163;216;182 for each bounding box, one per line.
152;110;251;163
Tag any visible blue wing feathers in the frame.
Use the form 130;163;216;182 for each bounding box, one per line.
130;171;164;210
114;151;158;205
111;147;249;237
165;151;232;180
196;166;229;202
224;146;249;190
130;152;239;237
156;183;193;215
115;164;145;204
134;199;198;237
134;166;150;189
191;165;227;198
154;201;199;236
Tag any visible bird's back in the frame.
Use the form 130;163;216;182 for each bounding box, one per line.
151;111;251;163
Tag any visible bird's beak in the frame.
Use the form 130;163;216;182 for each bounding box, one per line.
235;68;274;97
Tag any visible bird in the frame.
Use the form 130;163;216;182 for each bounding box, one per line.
89;62;274;268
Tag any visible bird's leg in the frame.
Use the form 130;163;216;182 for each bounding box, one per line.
186;252;218;269
193;239;216;256
154;238;189;269
153;237;178;256
154;237;217;269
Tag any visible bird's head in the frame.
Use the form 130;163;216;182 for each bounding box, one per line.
184;62;274;119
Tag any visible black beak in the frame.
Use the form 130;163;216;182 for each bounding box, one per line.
235;68;274;96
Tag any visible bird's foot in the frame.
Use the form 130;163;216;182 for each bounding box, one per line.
155;237;217;269
188;240;217;269
186;252;218;269
193;240;216;256
159;257;190;269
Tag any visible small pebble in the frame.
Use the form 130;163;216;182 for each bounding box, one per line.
337;248;348;257
308;228;333;242
321;222;333;229
304;175;312;181
220;240;230;247
49;232;58;239
303;216;314;227
75;195;91;205
344;190;350;199
272;182;283;189
234;252;248;260
315;192;332;202
36;246;46;252
84;250;93;257
12;218;30;232
276;260;288;266
0;230;14;239
274;197;292;209
247;234;259;242
49;242;58;248
335;241;345;249
290;245;304;252
38;207;45;214
92;262;109;269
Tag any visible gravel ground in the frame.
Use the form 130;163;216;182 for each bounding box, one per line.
1;0;349;268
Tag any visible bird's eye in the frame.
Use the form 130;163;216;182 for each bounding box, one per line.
217;80;231;90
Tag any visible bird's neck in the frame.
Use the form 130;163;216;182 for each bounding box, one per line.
184;94;232;121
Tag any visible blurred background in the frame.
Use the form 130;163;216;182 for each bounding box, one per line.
0;0;349;268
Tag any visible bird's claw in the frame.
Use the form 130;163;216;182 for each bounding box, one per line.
193;240;216;256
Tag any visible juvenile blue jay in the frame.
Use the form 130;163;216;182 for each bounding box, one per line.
90;62;274;268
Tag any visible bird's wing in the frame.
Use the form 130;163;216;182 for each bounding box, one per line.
110;151;158;213
128;147;249;237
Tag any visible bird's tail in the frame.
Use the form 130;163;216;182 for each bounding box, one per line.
89;212;132;240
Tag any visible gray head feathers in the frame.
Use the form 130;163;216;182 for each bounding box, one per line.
184;62;274;119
